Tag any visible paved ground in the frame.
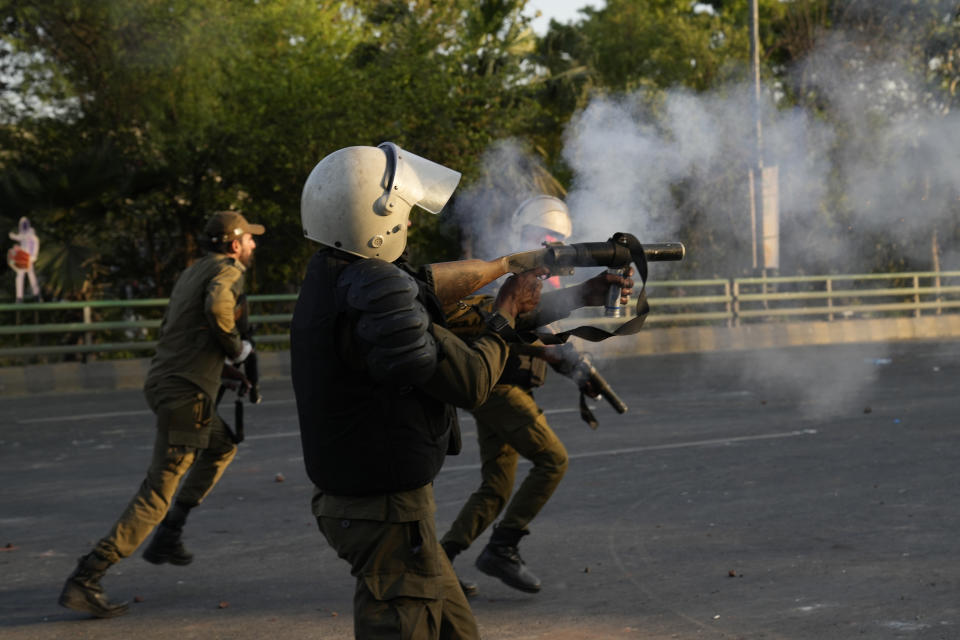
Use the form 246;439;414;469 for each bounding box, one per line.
1;341;958;639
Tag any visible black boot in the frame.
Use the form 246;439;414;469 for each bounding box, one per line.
441;541;478;598
143;502;194;565
58;552;129;618
475;525;541;593
142;524;193;565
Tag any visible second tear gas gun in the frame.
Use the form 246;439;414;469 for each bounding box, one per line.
234;293;262;406
216;294;262;443
513;342;627;429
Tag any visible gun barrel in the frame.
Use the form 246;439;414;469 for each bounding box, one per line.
643;242;685;261
546;242;631;268
546;240;685;270
582;361;628;414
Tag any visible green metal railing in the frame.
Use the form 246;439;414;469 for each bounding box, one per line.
3;270;960;362
0;294;298;360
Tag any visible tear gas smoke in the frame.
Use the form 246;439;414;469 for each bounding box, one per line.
562;30;959;275
561;87;836;276
453;16;960;419
725;344;892;422
451;140;561;260
796;30;960;268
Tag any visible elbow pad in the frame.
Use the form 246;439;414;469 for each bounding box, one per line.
338;258;437;385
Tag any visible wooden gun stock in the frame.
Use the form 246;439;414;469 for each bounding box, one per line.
430;256;511;306
430;249;556;305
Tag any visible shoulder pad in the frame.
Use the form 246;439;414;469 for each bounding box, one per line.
339;258;437;385
338;258;418;313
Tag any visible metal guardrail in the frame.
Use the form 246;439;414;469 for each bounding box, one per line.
0;294;299;360
3;270;960;361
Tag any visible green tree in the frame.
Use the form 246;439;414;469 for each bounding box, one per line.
335;0;544;262
1;0;549;298
2;0;259;296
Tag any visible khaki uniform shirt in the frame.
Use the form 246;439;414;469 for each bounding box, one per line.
144;253;246;407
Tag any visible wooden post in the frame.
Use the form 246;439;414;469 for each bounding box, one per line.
732;279;741;327
826;277;834;322
83;305;94;363
912;275;920;318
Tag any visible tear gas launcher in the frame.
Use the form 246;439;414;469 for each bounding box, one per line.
434;232;685;427
430;232;684;307
216;294;263;444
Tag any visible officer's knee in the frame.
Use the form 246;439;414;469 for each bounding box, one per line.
532;442;568;476
477;478;513;509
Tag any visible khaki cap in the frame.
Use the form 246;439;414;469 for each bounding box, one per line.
204;211;266;243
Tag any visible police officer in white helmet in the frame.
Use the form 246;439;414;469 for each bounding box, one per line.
291;142;545;639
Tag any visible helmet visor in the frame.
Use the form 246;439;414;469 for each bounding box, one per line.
379;142;462;214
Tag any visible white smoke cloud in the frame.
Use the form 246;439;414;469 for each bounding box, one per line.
489;18;960;416
799;30;960;256
451;14;958;419
554;24;960;416
560;85;838;275
451;139;551;259
556;27;959;276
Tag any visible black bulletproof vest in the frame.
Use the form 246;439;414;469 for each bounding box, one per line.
291;249;453;496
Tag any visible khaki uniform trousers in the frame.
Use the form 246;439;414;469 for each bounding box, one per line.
314;485;480;640
442;384;569;551
93;411;238;564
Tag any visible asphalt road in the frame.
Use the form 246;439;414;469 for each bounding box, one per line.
1;341;958;639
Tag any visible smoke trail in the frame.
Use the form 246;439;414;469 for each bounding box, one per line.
730;344;890;421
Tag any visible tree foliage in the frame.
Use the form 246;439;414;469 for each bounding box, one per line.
0;0;542;299
1;0;959;302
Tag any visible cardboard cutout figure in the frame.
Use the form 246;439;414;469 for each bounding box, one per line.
8;216;41;301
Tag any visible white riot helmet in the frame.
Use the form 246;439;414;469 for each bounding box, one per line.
301;142;462;262
511;195;572;241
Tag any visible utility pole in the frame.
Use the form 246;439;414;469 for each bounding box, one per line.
748;0;779;274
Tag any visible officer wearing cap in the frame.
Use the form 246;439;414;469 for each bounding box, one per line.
291;142;545;639
59;210;265;618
